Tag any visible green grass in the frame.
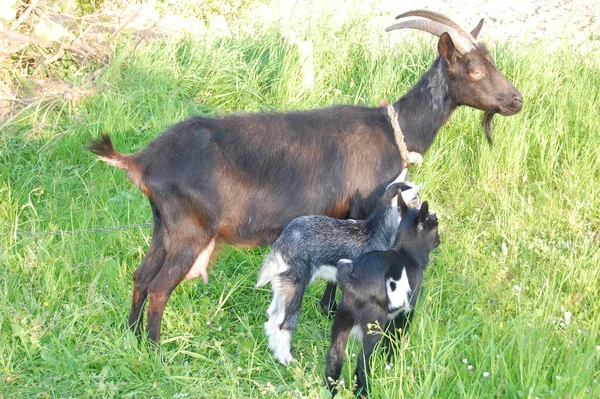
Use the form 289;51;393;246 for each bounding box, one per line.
1;13;600;399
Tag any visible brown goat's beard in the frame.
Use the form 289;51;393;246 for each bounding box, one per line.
483;111;496;145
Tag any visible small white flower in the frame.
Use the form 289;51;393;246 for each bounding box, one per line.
564;312;572;325
385;364;392;370
528;323;532;327
206;320;211;326
559;322;565;327
552;347;557;351
351;353;356;358
237;366;242;372
556;375;562;380
483;372;490;378
467;365;474;371
406;366;410;370
596;346;600;351
513;285;522;293
462;358;468;364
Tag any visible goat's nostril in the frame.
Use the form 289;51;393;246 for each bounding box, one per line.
513;94;523;104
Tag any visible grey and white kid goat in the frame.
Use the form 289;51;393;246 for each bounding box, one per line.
255;171;420;364
325;195;440;397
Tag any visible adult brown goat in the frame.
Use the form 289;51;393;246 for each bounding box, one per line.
89;10;522;344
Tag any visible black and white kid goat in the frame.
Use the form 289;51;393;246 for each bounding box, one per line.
325;195;440;397
255;170;420;364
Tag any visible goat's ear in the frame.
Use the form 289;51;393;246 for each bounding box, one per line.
397;187;409;215
438;32;457;67
418;201;429;224
470;18;484;40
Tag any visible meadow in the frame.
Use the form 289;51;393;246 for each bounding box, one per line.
1;10;599;399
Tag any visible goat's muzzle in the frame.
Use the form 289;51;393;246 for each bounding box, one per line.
498;91;523;116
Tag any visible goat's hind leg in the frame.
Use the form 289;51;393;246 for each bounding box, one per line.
129;202;167;337
146;225;215;344
264;271;308;364
320;282;338;317
325;304;353;396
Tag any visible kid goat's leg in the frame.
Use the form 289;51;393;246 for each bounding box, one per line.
129;202;166;336
265;272;308;364
325;305;354;396
146;224;215;344
320;283;338;316
355;309;388;397
385;311;414;363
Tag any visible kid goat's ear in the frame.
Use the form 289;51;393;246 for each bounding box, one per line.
418;201;429;225
397;186;409;215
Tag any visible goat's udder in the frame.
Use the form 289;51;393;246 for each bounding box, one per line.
185;239;216;284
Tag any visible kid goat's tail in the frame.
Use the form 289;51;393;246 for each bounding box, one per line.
256;253;286;288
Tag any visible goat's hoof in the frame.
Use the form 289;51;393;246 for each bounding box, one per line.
320;302;337;318
276;355;296;366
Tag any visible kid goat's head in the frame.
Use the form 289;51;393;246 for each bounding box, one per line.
398;196;441;252
387;9;523;143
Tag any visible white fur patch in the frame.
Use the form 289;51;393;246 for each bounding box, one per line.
350;324;364;340
391;184;421;209
263;278;295;364
386;268;412;315
265;321;295;364
400;184;422;205
386;169;408;189
310;265;338;283
98;156;125;168
256;252;289;287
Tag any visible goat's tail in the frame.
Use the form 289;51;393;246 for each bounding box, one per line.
256;252;286;288
88;135;132;169
88;135;147;195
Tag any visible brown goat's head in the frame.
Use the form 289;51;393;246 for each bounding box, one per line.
387;10;523;143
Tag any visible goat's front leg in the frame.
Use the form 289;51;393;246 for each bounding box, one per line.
385;310;414;363
320;283;338;316
325;305;354;396
355;311;387;397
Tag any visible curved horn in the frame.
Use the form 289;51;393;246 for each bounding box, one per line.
394;9;477;45
385;19;473;55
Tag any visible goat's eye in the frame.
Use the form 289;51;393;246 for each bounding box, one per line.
470;70;485;79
